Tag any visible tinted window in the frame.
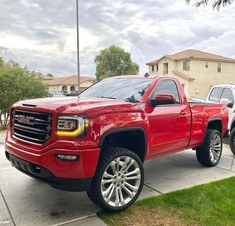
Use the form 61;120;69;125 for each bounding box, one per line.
208;87;223;102
152;80;180;104
221;88;234;105
80;78;152;103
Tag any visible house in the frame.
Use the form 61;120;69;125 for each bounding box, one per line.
42;75;96;95
146;49;235;99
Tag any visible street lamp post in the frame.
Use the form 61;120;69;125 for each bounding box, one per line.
76;0;80;93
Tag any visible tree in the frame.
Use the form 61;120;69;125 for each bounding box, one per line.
186;0;233;10
95;45;139;81
0;57;3;67
0;60;48;129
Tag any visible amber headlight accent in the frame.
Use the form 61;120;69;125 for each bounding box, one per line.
56;116;89;137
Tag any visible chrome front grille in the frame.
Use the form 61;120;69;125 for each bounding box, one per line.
12;109;52;144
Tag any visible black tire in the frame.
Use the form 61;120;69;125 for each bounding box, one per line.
196;129;222;167
87;147;144;211
229;128;235;155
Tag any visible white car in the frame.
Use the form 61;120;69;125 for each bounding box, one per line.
49;90;65;97
206;84;235;154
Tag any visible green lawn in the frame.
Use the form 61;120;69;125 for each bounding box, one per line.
100;177;235;226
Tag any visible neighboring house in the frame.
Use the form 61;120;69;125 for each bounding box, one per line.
42;75;96;95
146;49;235;99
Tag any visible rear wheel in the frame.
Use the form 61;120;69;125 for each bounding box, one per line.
196;129;222;167
87;147;144;211
229;128;235;155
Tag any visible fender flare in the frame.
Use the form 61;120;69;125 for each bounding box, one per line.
202;118;223;142
98;126;148;157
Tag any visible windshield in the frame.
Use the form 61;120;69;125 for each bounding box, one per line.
80;77;152;103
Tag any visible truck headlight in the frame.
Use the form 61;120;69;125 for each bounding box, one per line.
56;116;89;137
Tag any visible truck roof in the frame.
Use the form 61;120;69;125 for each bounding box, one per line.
211;84;235;88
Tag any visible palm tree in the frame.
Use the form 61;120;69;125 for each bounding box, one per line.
186;0;233;10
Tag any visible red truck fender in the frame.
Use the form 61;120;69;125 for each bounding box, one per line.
98;126;148;162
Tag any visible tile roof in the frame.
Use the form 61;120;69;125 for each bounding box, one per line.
147;49;235;65
43;75;96;86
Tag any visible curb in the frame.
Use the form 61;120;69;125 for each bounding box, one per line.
50;214;107;226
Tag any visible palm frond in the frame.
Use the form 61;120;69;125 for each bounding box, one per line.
212;0;233;10
196;0;209;7
186;0;233;10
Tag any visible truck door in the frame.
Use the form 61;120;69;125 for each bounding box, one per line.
147;79;191;156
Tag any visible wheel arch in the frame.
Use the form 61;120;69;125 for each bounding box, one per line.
206;118;222;133
98;127;147;162
195;118;223;150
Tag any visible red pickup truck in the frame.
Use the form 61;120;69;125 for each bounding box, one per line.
5;75;228;211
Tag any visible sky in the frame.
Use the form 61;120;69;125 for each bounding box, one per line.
0;0;235;77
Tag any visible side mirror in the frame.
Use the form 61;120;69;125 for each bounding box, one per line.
149;93;176;107
220;98;233;108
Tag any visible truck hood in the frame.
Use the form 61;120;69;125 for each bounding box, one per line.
14;97;143;115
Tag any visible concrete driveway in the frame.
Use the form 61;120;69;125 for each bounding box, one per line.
1;143;235;226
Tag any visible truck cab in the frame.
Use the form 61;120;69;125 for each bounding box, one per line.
206;84;235;132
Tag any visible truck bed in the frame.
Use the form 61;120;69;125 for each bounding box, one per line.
188;102;228;148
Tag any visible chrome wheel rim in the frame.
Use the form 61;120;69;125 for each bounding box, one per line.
101;156;141;207
210;133;222;164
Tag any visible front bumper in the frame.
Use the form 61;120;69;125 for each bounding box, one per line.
5;152;92;191
5;135;100;191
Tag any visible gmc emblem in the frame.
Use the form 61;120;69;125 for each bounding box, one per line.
17;115;35;126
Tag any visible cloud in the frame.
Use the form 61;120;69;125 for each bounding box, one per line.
0;0;235;76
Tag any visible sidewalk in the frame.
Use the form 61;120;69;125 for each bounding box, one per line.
0;142;235;226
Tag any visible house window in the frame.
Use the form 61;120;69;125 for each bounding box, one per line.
163;63;168;74
217;63;221;73
183;60;190;71
70;86;75;93
156;64;158;71
205;62;208;68
151;65;154;72
62;86;68;95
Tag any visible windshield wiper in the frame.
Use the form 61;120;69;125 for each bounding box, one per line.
96;96;117;99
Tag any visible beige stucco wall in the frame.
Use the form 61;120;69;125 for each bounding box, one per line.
149;58;190;98
187;60;235;99
149;58;235;100
81;81;95;88
149;57;176;76
48;85;59;91
48;82;95;94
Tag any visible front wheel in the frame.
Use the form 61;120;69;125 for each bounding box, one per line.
229;128;235;155
87;147;144;211
196;129;222;167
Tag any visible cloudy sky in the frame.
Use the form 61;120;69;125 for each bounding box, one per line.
0;0;234;77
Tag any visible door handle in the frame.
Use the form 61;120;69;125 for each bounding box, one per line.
179;110;187;115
